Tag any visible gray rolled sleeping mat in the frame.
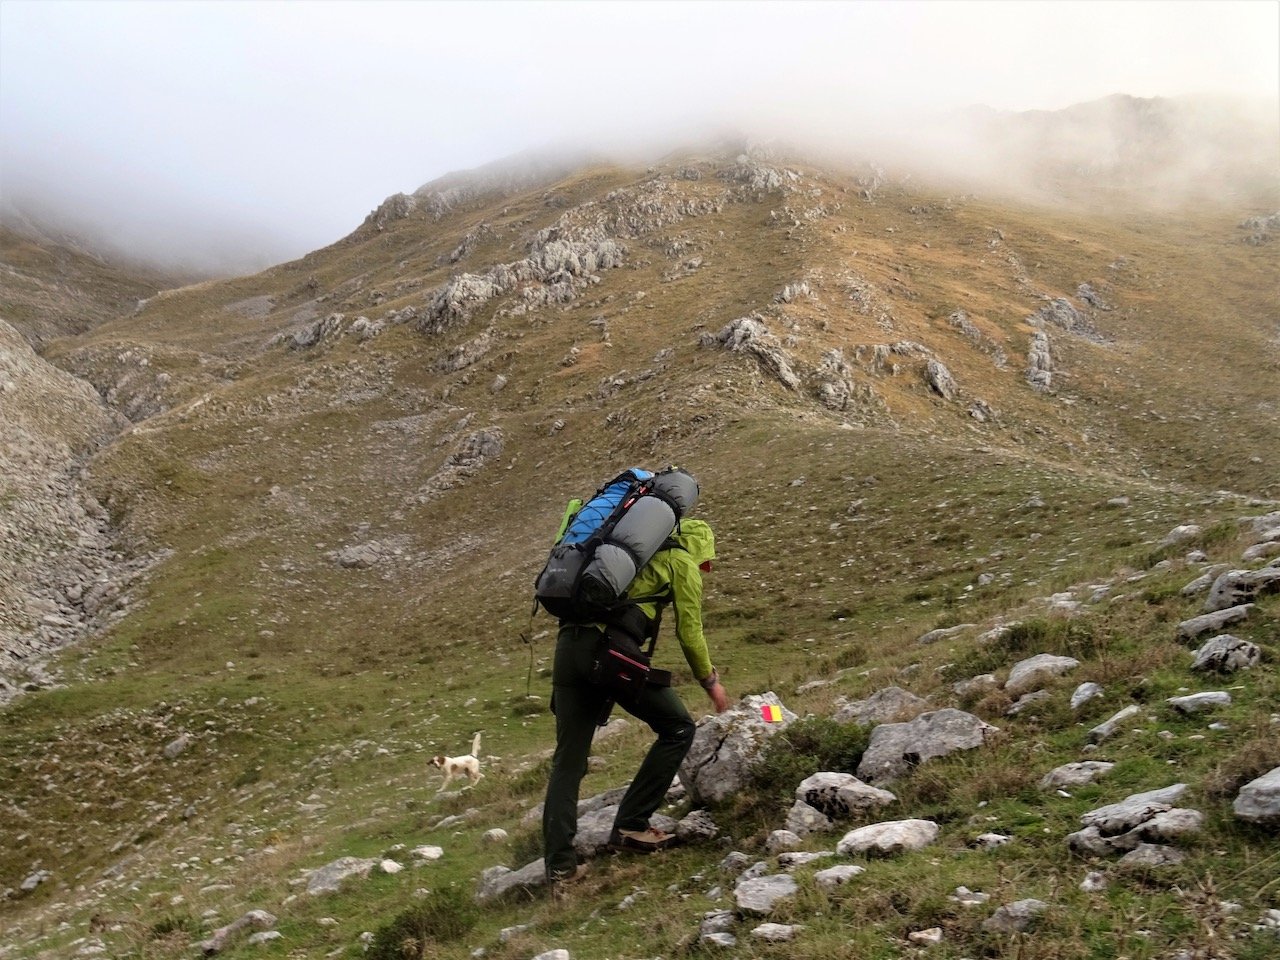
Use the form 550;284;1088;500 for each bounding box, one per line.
579;469;699;606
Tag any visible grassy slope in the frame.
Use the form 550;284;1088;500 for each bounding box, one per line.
2;155;1278;959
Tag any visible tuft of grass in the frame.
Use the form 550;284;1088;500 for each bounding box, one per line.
732;716;873;826
366;885;479;960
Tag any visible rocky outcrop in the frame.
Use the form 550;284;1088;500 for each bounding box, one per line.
704;316;801;391
1026;330;1053;392
0;319;154;704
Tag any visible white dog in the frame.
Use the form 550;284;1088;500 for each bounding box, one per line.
430;732;484;793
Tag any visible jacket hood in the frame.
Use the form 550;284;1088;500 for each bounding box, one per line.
673;518;715;567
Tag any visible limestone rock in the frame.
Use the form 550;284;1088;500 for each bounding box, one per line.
1204;568;1280;612
1088;704;1141;744
983;899;1048;933
814;864;865;888
785;800;835;836
734;874;798;915
1005;654;1080;696
1040;761;1114;790
1191;634;1261;672
1177;605;1254;643
682;693;796;804
834;686;930;726
925;359;958;400
837;819;939;856
795;772;897;822
1070;682;1105;710
306;857;377;896
1233;766;1280;823
856;709;998;783
1166;692;1231;714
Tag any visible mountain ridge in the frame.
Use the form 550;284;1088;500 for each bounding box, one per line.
1;100;1278;959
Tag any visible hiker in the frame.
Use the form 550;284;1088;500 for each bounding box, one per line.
542;517;728;888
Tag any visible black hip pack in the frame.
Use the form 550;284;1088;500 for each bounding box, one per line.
589;606;672;705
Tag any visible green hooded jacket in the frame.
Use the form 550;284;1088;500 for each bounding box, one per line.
624;518;716;683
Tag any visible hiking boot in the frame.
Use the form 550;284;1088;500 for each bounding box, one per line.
608;827;677;853
547;863;588;900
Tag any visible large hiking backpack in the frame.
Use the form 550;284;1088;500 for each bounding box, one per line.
534;466;699;624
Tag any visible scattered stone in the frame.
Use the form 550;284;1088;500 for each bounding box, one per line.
1159;524;1202;548
1181;565;1232;597
531;950;570;960
856;709;999;783
378;859;403;875
306;858;377;895
974;833;1012;849
785;800;835;836
1166;692;1232;714
765;830;803;853
1080;870;1108;892
700;910;736;937
411;845;444;861
1080;784;1188;834
982;899;1049;933
917;623;974;644
734;874;798;915
1233;766;1280;823
777;851;835;870
475;859;547;902
953;674;999;699
199;910;277;954
676;809;719;843
950;886;990;906
837;819;940;856
1007;690;1052;716
1005;654;1081;696
1204;569;1280;612
701;932;737;948
1040;761;1115;790
751;923;802;942
1192;634;1261;672
1088;705;1141;744
813;864;866;889
925;360;958;400
909;927;944;945
483;828;509;843
1119;843;1186;867
1176;605;1254;643
1071;682;1105;710
834;686;930;726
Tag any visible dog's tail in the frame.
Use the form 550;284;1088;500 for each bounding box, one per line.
471;731;482;757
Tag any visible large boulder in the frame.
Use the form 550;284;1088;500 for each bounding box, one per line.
856;709;999;783
681;693;797;804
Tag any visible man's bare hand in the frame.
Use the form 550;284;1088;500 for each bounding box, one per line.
707;680;729;713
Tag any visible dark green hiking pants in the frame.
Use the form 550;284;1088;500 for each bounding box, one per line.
542;623;696;879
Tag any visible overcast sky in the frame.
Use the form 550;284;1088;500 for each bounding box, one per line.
1;0;1277;273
